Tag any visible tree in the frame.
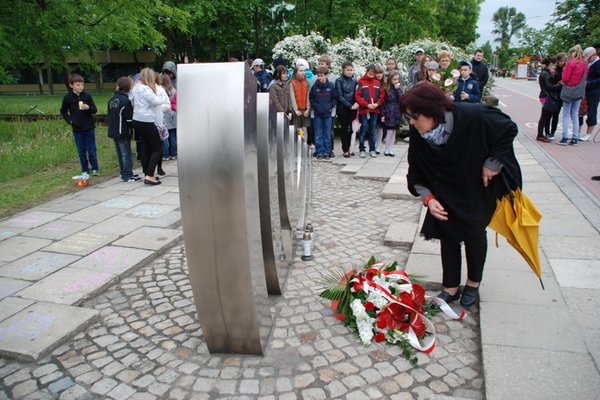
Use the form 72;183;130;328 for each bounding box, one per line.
492;6;526;68
492;6;526;48
519;27;551;58
546;0;600;54
435;0;483;48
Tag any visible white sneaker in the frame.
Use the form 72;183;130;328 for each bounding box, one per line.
579;134;591;142
81;172;90;180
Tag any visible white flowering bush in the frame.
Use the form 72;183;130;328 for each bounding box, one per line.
271;32;332;71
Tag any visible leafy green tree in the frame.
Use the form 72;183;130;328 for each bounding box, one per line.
492;6;526;68
435;0;483;48
480;41;494;64
519;27;551;58
547;0;600;54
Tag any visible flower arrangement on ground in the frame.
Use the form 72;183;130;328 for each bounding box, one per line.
319;257;465;366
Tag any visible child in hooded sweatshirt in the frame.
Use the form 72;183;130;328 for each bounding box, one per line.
355;64;385;158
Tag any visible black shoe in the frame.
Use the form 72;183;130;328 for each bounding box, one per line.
592;176;600;181
157;168;166;176
144;179;161;185
460;285;479;307
437;290;460;304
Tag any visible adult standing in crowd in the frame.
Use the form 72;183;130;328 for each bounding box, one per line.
400;82;521;307
131;68;165;185
251;58;272;93
558;45;587;146
536;57;562;143
408;48;425;87
471;49;489;94
549;53;567;140
582;47;599;143
162;61;177;89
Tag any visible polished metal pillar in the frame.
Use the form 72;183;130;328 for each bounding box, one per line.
177;63;271;355
256;94;288;294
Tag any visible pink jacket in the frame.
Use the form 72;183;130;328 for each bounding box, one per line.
562;59;587;87
170;92;177;111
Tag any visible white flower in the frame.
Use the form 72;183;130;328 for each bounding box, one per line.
350;299;374;346
367;291;387;309
444;78;454;87
450;69;460;78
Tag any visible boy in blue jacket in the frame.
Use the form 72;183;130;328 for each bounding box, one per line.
454;61;481;103
309;67;336;160
108;77;140;182
60;73;98;179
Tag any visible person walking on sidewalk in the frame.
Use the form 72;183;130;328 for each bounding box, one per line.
582;47;600;143
536;57;562;143
558;45;587;146
401;82;522;307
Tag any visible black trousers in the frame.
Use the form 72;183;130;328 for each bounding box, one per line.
337;105;354;153
133;121;162;177
549;109;561;135
537;108;553;137
440;231;487;288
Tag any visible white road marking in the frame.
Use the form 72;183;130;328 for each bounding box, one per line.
499;101;507;108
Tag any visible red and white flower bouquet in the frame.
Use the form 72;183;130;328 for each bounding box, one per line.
320;257;465;366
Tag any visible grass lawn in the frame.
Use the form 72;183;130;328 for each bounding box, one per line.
0;119;121;219
0;92;113;114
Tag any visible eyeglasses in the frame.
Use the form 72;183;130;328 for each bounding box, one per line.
403;111;420;120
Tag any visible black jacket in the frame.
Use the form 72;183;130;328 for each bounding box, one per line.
407;103;521;241
60;90;97;131
538;68;561;100
107;91;133;140
335;74;357;110
471;59;489;92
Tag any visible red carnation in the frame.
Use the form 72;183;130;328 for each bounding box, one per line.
364;301;375;311
374;332;386;343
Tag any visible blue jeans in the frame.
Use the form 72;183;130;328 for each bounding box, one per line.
73;129;98;173
162;128;177;158
313;116;332;157
562;99;582;140
114;138;134;180
359;113;378;152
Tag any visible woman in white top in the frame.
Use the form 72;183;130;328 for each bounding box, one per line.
131;68;167;185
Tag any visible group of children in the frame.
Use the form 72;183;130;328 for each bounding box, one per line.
60;63;177;184
273;56;406;160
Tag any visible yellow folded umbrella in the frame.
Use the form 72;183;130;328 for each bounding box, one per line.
489;187;544;289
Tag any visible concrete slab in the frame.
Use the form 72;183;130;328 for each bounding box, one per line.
61;204;125;224
44;231;118;256
383;221;418;247
98;195;151;209
404;253;443;284
122;204;179;219
21;220;92;240
112;227;182;251
0;302;99;361
0;297;35;322
0;227;28;242
0;252;80;281
550;259;600;289
482;345;600;400
380;183;412;199
17;267;115;305
354;159;400;181
0;211;64;229
410;233;441;255
73;188;129;202
69;246;154;278
561;288;600;329
0;277;31;300
340;164;362;174
0;236;52;262
480;302;587;353
542;236;600;260
82;215;149;235
146;192;181;206
34;197;97;214
126;184;174;197
481;269;560;305
156;176;179;186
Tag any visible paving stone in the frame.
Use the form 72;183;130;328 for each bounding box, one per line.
11;379;38;398
61;204;124;224
18;268;115;305
0;227;28;242
0;236;52;263
112;227;182;251
57;384;94;400
44;231;118;257
22;220;92;241
123;204;179;219
0;211;64;229
0;302;98;361
69;246;153;278
107;383;136;400
99;196;151;209
0;252;80;282
0;278;31;301
383;221;418;247
48;377;75;394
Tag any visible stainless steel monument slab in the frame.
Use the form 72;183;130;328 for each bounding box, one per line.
256;94;289;295
177;63;271;354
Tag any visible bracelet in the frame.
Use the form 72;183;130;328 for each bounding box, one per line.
423;194;436;207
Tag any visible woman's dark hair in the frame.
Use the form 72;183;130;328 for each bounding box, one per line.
542;57;556;66
274;65;287;81
399;82;453;125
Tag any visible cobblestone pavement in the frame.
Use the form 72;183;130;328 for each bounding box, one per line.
0;161;483;400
